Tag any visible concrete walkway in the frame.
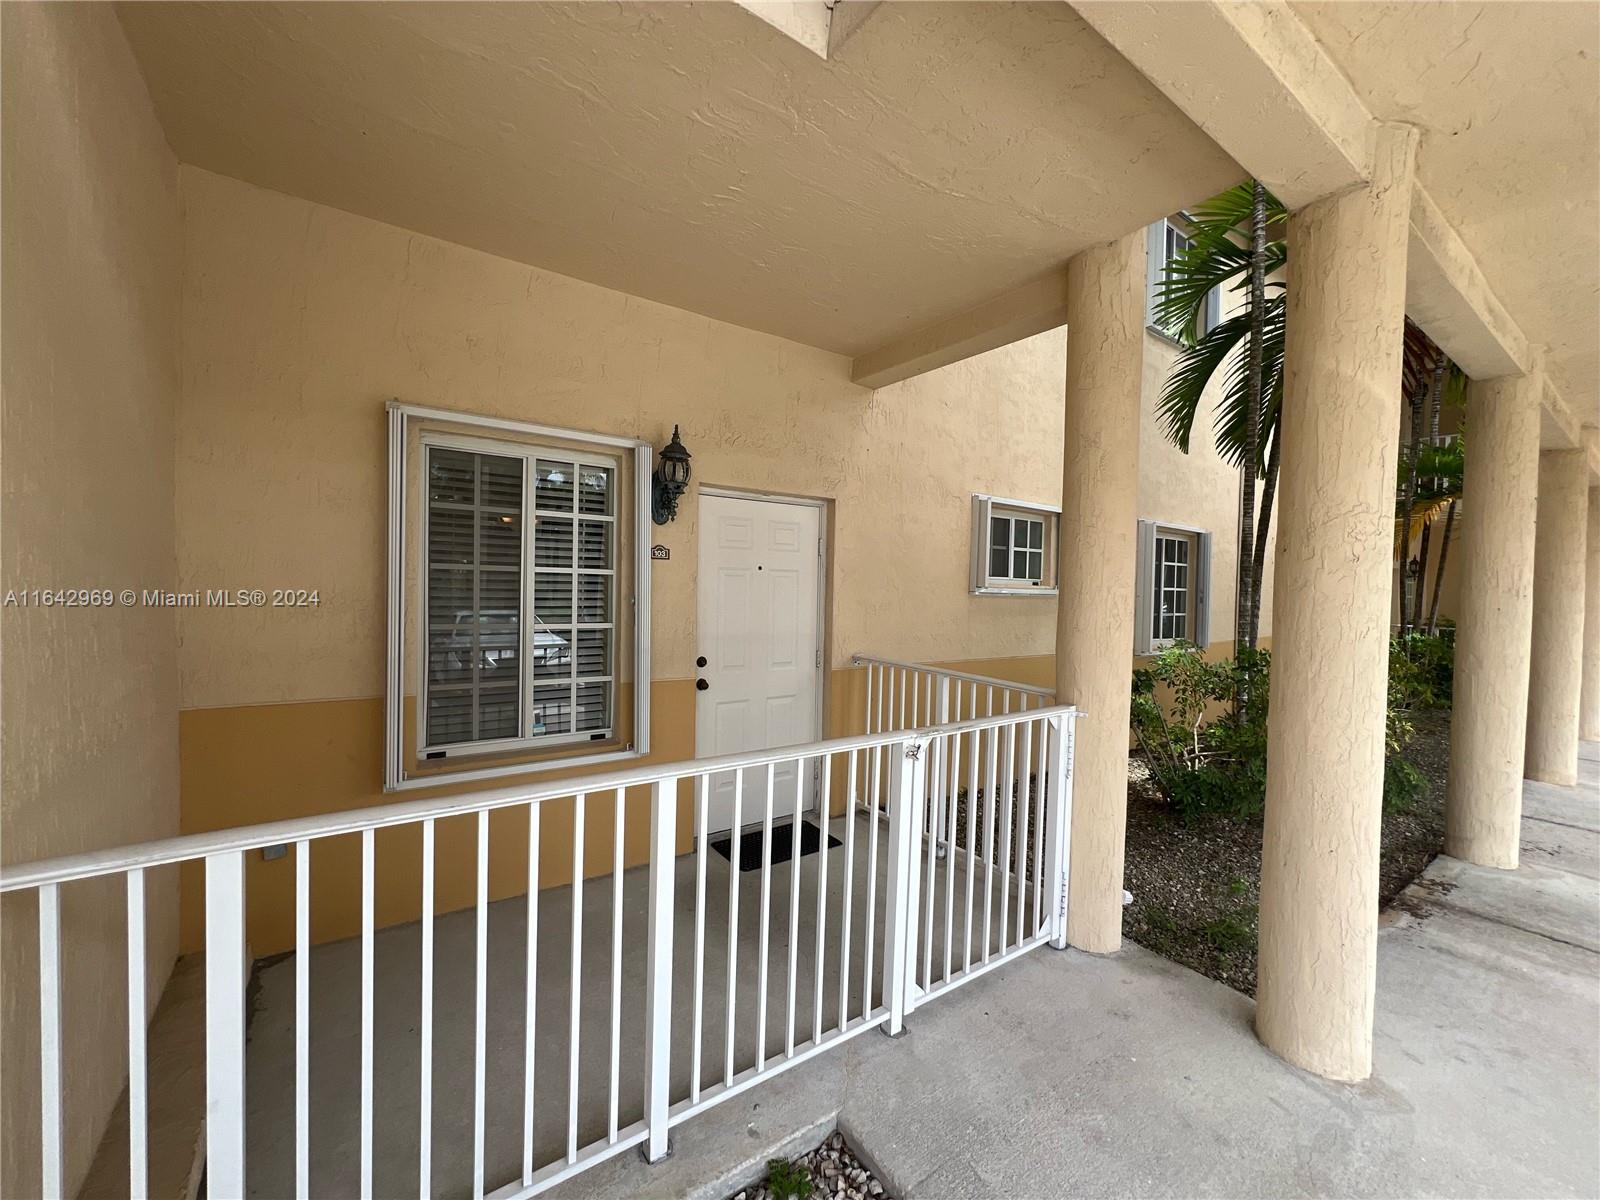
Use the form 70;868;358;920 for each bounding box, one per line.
562;745;1600;1200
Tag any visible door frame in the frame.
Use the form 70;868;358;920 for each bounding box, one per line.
695;485;830;832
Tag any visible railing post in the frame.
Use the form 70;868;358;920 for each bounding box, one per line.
882;735;927;1034
643;777;678;1163
934;677;951;849
38;884;63;1200
205;851;248;1196
1043;715;1075;949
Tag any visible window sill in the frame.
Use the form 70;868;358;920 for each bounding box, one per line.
972;586;1059;598
389;742;644;793
1145;324;1188;350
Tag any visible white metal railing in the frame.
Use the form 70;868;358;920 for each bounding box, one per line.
851;654;1056;855
851;657;1073;1005
0;705;1077;1200
852;654;1055;736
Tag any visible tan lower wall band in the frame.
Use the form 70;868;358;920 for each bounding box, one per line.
178;645;1267;955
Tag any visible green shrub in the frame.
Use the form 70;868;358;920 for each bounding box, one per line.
1391;626;1455;707
1130;644;1270;820
1132;640;1437;821
1202;913;1255;953
1383;756;1425;813
767;1158;814;1200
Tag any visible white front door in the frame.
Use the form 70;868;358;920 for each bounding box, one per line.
695;492;823;835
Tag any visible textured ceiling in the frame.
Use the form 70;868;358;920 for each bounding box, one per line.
1295;0;1599;423
117;1;1243;357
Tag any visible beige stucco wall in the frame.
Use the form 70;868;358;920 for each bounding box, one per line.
177;166;1067;712
0;5;182;1195
174;166;1076;950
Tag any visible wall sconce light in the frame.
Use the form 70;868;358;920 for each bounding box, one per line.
651;425;693;525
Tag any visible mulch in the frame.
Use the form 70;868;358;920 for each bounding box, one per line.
1121;707;1451;996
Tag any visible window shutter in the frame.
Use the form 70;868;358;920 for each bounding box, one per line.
1144;221;1164;328
1195;530;1214;649
1134;519;1156;655
970;495;991;592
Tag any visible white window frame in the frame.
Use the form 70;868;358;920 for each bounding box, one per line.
1146;215;1222;344
1134;519;1213;654
971;494;1059;596
386;401;653;792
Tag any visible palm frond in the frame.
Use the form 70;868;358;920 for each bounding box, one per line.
1155;311;1250;453
1397;440;1465;492
1181;183;1289;254
1152;240;1249;344
1151;182;1288;346
1212;293;1287;470
1394;495;1457;555
1414;440;1464;486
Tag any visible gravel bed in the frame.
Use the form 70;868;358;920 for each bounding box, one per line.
730;1131;888;1200
1122;708;1451;996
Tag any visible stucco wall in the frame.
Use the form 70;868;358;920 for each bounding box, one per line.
177;167;1066;710
0;6;182;1195
175;167;1070;950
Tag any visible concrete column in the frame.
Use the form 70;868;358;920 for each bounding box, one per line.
1582;488;1600;741
1526;450;1590;784
1255;125;1417;1083
1056;229;1145;954
1444;375;1540;867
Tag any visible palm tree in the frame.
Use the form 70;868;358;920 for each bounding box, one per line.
1151;182;1287;671
1396;436;1465;636
1155;186;1466;659
1394;322;1465;634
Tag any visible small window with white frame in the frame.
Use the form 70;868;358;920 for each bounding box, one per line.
971;495;1059;595
1147;215;1221;342
386;403;653;791
1134;520;1213;653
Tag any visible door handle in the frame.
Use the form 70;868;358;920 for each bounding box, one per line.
696;678;709;691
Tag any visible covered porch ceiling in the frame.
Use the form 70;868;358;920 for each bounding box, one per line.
115;0;1242;358
118;1;1595;451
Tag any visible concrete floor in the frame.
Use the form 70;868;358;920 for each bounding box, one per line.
561;743;1600;1200
242;808;1043;1199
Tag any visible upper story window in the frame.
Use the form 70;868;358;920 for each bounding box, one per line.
1134;520;1213;653
1146;216;1221;343
971;495;1059;595
386;403;652;791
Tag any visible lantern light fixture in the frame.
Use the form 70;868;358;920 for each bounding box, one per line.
651;424;692;525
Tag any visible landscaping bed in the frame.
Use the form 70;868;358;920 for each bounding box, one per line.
1122;707;1451;996
729;1131;888;1200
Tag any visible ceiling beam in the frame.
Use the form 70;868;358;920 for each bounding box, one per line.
827;1;882;58
1069;0;1373;212
1405;185;1528;383
851;271;1069;390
